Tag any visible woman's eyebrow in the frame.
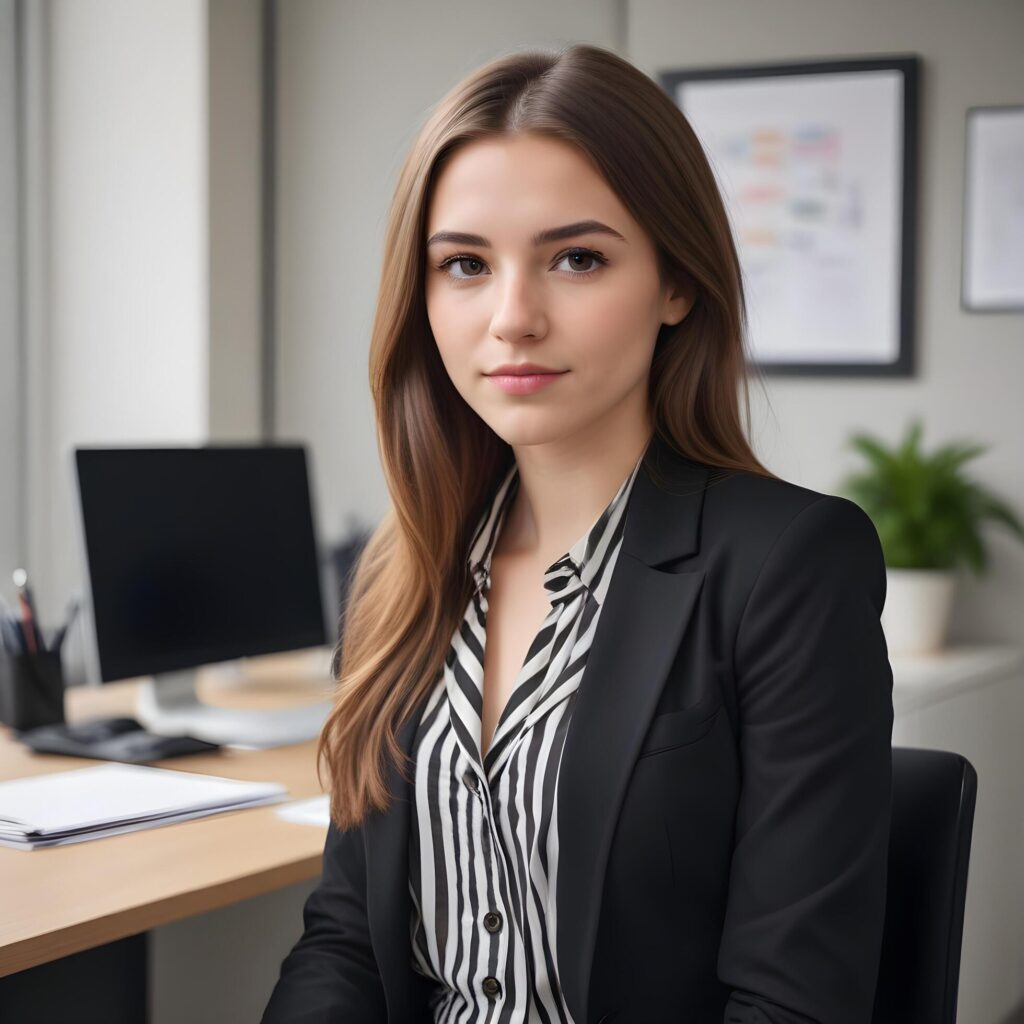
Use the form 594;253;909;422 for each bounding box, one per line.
425;219;627;249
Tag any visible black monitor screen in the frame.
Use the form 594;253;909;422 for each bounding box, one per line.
75;446;327;681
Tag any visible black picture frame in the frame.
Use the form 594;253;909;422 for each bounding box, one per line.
960;105;1024;314
659;55;920;377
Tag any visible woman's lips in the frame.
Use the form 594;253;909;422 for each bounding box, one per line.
485;371;568;395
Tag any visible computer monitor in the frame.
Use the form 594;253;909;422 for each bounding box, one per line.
72;444;332;747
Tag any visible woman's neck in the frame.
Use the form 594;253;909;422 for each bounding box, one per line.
496;415;652;564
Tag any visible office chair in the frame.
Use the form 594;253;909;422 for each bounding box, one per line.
872;746;978;1024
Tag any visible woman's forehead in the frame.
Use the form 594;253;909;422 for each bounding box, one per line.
426;138;631;243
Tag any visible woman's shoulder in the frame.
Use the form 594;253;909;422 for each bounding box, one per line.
700;465;881;569
694;467;887;639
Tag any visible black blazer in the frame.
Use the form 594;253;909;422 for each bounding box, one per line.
262;434;894;1024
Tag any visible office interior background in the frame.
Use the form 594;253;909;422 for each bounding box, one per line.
0;0;1022;1021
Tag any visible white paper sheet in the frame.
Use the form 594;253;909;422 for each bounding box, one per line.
0;763;289;848
274;794;330;828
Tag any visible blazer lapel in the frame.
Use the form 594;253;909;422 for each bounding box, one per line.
363;433;711;1024
556;436;710;1024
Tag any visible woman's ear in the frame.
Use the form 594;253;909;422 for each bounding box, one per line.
661;275;697;327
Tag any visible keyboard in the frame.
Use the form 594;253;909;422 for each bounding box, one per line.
16;716;223;764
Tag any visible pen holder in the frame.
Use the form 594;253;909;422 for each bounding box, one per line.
0;647;66;731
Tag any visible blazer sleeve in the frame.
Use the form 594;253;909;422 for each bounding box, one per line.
261;818;388;1023
717;494;894;1024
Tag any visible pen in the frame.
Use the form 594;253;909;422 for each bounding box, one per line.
16;592;37;654
51;597;81;651
13;569;42;654
0;613;24;653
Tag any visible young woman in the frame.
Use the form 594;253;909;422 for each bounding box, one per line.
262;43;893;1024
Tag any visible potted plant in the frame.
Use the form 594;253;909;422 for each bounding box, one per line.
837;418;1024;656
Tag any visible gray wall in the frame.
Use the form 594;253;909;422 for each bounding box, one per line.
626;0;1024;643
209;0;264;442
0;0;18;603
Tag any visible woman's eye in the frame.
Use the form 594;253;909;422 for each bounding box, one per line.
441;256;487;280
436;248;607;282
555;250;604;274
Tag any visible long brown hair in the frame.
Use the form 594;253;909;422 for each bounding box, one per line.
317;42;776;831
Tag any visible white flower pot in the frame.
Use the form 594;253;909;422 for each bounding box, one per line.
881;568;956;656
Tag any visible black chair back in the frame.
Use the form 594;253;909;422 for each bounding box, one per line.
872;746;978;1023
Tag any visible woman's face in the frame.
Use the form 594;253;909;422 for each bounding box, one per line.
424;133;692;449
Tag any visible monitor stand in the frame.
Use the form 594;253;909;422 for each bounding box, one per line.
135;669;332;749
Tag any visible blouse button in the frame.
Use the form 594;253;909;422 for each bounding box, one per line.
463;769;479;792
481;975;502;998
483;910;502;933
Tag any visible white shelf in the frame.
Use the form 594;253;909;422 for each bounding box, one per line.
891;643;1024;714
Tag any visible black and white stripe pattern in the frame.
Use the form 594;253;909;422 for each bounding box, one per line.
408;450;645;1022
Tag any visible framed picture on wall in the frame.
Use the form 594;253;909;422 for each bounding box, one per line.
659;55;920;377
961;105;1024;313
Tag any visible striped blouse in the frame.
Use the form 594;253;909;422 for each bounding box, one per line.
407;448;646;1023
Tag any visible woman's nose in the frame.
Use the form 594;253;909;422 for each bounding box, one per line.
488;271;548;339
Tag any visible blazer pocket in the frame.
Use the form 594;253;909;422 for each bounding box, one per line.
637;704;722;758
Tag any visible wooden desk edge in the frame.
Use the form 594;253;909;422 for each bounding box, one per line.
0;850;323;977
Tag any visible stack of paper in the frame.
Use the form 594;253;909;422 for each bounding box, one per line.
0;763;289;850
